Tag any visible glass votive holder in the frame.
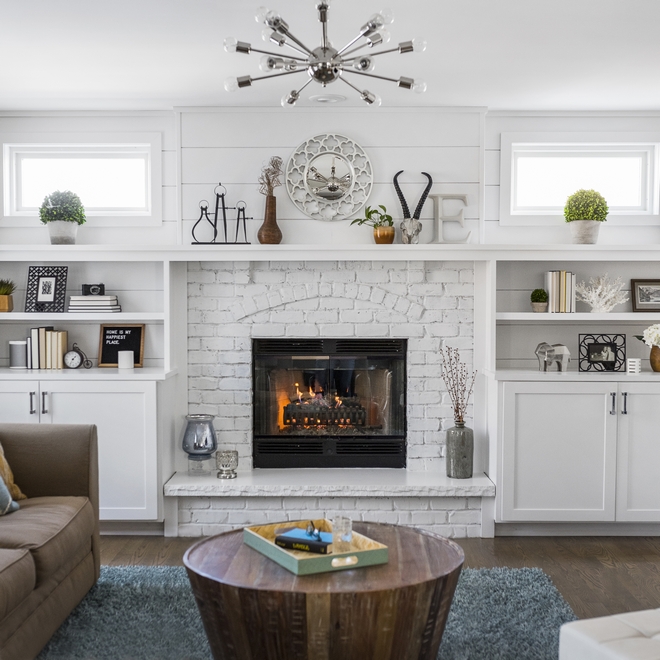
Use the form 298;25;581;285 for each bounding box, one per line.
187;455;215;477
331;515;352;553
216;449;239;479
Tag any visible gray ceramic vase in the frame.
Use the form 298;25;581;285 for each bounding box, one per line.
446;422;474;479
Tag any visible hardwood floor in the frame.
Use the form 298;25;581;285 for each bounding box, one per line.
100;535;660;620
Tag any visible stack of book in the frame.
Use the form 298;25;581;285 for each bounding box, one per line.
545;270;576;313
27;327;68;369
68;295;121;313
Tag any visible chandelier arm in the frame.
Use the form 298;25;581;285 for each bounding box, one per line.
342;69;401;84
250;70;308;84
336;32;370;57
344;47;400;61
339;42;371;59
278;29;314;56
294;77;314;95
337;75;365;96
249;47;308;62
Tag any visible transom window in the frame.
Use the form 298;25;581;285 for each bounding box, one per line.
500;133;660;226
1;133;161;227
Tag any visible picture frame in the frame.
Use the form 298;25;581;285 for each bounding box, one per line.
631;279;660;312
579;334;626;372
98;324;145;367
25;266;68;313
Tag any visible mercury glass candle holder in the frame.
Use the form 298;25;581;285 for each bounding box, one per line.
216;449;239;479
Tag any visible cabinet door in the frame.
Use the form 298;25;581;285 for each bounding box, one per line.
501;381;617;522
616;383;660;522
40;381;158;521
0;381;40;423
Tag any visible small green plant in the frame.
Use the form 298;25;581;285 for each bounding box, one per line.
531;288;548;303
0;279;15;295
350;205;393;228
564;189;609;223
39;190;86;225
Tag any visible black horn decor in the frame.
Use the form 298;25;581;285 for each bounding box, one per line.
392;170;433;244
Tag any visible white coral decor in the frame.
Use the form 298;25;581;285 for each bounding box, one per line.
575;274;629;313
642;324;660;348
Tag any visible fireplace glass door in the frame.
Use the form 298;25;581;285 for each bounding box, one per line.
253;339;406;468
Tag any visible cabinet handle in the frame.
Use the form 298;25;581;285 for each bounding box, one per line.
610;392;617;415
622;392;628;415
41;391;48;414
29;391;36;415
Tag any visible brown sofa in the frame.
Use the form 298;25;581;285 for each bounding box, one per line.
0;424;100;660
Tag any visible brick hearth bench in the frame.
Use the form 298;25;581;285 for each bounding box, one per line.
163;468;495;538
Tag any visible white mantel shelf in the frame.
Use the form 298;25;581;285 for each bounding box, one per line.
164;469;495;498
3;244;660;262
494;369;660;381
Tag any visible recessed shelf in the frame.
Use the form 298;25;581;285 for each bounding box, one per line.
0;312;164;322
496;312;660;323
0;367;176;381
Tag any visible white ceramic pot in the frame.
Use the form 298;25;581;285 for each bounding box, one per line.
47;221;79;245
531;302;548;313
569;220;600;244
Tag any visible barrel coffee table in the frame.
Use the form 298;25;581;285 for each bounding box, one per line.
184;521;464;660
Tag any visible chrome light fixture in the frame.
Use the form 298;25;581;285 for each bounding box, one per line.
224;2;426;107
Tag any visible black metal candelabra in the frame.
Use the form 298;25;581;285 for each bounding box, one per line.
191;184;252;245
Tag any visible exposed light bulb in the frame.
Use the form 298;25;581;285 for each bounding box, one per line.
224;37;238;53
377;28;391;44
411;37;427;53
379;8;394;24
262;28;285;46
224;77;240;93
255;6;270;23
261;55;281;71
353;56;374;72
281;90;300;107
412;79;427;94
360;90;381;106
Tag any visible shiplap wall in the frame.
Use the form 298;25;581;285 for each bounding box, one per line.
0;113;177;245
485;112;660;245
179;107;484;245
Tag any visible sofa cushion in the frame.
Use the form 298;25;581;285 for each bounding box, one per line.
0;473;19;516
0;496;94;585
0;549;35;621
0;441;26;501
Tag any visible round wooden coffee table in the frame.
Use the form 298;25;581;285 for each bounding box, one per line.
184;521;464;660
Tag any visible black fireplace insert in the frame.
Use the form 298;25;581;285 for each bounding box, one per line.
252;338;406;468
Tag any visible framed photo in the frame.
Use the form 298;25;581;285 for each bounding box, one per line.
98;324;145;368
25;266;68;313
631;279;660;312
579;334;626;372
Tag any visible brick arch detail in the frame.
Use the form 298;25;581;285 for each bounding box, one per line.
229;283;425;321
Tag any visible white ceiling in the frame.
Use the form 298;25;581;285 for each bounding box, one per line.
1;0;659;112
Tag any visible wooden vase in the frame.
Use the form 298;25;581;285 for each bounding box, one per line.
373;226;395;244
651;345;660;372
257;195;282;245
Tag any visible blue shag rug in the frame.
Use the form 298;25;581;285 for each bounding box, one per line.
38;565;576;660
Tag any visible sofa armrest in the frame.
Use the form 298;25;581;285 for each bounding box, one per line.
0;423;100;578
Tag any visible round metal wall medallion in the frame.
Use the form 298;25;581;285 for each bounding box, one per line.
285;133;373;221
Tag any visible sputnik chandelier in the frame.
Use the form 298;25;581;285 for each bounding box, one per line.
224;2;427;107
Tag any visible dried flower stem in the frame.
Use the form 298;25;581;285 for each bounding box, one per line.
440;346;476;424
258;156;283;196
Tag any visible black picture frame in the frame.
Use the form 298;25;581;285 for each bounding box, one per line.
579;334;626;372
25;266;68;313
98;324;145;367
631;279;660;312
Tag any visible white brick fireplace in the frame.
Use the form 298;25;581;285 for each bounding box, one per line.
163;258;495;538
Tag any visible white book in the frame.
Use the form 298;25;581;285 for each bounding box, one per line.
26;337;32;369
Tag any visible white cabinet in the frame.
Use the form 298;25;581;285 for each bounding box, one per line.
500;380;660;523
500;381;617;522
0;379;159;521
616;383;660;521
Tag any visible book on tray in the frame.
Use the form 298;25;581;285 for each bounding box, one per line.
68;295;121;312
274;527;333;554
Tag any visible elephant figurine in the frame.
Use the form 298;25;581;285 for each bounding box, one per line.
535;342;571;372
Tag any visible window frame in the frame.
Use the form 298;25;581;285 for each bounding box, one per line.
1;132;162;227
500;132;660;226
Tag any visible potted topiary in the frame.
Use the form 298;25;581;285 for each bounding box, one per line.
564;189;608;244
350;205;395;244
39;190;86;245
530;288;549;313
0;279;15;312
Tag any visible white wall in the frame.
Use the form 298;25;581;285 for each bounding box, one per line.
0;112;177;245
179;107;484;245
485;111;660;245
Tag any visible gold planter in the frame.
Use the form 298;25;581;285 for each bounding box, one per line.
0;295;13;312
373;226;395;244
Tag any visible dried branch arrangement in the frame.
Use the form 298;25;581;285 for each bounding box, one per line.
258;156;283;196
575;274;629;313
440;346;476;424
